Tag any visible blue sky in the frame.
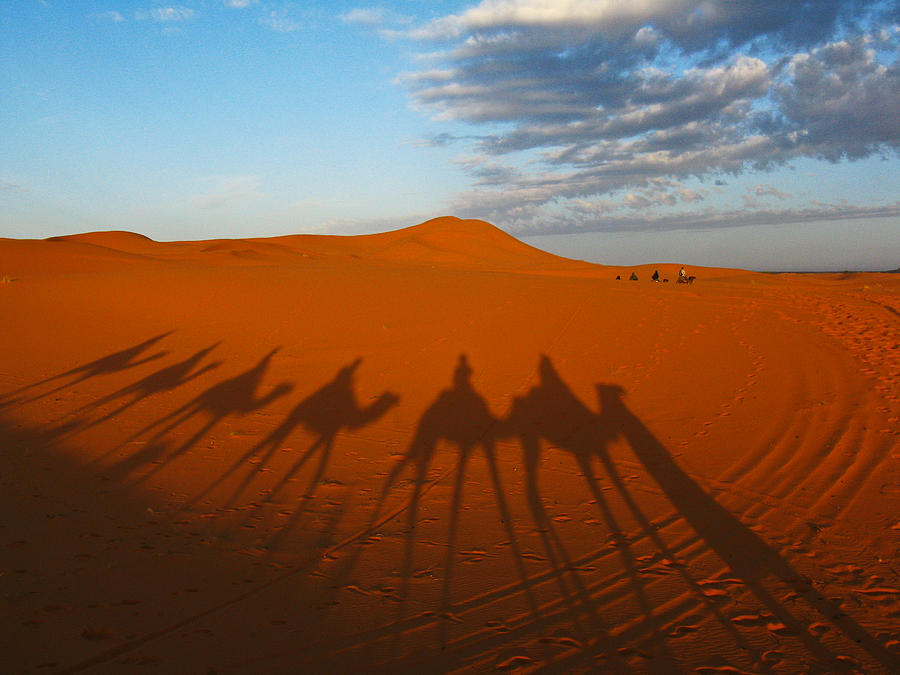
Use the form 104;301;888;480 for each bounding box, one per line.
2;1;899;271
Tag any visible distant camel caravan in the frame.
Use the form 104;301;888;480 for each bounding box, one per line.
617;270;696;283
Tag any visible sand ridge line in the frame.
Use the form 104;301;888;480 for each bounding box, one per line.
705;300;888;529
726;295;900;537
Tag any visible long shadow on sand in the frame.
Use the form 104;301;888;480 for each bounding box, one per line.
371;356;537;644
105;348;293;483
489;356;897;673
7;346;899;673
51;343;224;446
0;332;173;409
316;356;898;674
504;356;682;671
331;355;636;670
191;358;399;548
588;376;899;673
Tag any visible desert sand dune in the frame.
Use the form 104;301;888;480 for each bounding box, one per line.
1;218;899;673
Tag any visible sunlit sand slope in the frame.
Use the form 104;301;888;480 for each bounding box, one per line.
1;218;899;673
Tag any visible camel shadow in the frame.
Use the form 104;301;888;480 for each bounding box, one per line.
52;343;223;445
372;356;496;627
505;356;667;668
106;348;292;483
0;331;173;409
385;356;897;672
505;355;897;672
193;358;398;550
322;357;639;671
368;355;564;652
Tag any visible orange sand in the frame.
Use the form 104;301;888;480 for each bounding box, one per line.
1;217;899;673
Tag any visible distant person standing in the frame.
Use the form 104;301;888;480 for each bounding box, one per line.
651;269;660;282
678;266;687;282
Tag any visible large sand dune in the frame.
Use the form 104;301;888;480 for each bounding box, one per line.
1;216;899;673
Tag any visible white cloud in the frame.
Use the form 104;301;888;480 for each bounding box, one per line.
95;10;126;23
220;0;256;7
259;9;301;33
776;36;900;161
342;7;412;33
678;188;705;203
624;192;652;210
342;8;386;26
393;0;900;234
454;0;690;31
136;6;196;22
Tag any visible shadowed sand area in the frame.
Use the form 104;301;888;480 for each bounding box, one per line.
1;217;899;673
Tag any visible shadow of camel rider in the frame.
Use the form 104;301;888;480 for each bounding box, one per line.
378;355;499;629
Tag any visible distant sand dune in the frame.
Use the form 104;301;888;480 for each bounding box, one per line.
1;219;899;673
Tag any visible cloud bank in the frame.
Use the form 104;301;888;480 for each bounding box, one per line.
394;0;900;233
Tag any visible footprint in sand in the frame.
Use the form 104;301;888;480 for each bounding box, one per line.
765;621;792;636
808;622;831;635
730;614;769;627
827;562;864;577
854;586;900;598
495;655;534;670
460;549;488;563
521;550;546;561
695;665;753;674
836;655;862;669
668;624;699;638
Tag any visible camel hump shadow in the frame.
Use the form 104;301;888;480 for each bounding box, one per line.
504;354;615;449
2;331;174;406
497;356;899;671
196;348;290;416
135;341;222;392
382;354;497;501
199;357;399;511
290;358;399;439
417;354;496;450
